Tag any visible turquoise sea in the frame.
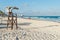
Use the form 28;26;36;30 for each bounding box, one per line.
23;16;60;22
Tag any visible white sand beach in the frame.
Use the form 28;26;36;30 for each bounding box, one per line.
0;17;60;40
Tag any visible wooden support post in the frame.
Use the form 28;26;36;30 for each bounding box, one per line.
16;14;18;29
11;13;13;30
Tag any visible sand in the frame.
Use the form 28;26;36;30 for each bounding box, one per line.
0;17;60;40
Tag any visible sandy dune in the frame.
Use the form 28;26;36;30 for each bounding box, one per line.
0;17;60;40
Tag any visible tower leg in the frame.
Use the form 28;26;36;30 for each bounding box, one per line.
7;16;9;29
16;23;18;29
11;15;13;30
11;22;13;30
16;14;18;29
7;22;9;29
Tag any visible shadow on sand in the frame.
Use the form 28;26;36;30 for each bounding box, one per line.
0;22;31;29
0;26;11;29
0;22;31;25
18;22;31;26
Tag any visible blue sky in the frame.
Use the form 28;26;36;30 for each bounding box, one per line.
0;0;60;16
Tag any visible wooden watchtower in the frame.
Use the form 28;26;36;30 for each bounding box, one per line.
6;7;19;30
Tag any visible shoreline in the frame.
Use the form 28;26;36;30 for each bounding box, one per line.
0;16;60;23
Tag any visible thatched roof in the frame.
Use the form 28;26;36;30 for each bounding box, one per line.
0;10;7;16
